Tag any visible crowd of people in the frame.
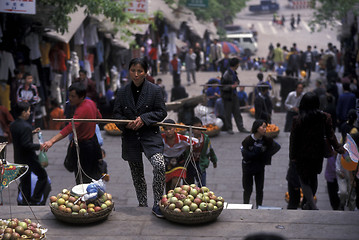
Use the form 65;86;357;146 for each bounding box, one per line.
1;37;359;218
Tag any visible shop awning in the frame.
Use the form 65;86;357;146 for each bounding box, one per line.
44;6;87;43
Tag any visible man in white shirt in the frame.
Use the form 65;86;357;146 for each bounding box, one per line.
284;82;304;132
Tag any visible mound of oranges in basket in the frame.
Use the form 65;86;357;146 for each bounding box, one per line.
204;124;220;131
266;124;279;133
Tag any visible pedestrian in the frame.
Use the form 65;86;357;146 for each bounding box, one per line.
336;83;356;131
42;82;103;184
16;73;41;126
218;53;230;76
220;57;249;134
112;57;167;218
169;53;181;86
74;69;98;104
10;102;49;205
238;86;248;107
284;82;304;132
254;85;272;123
210;39;223;71
241;119;281;208
281;15;285;27
296;14;301;28
289;92;344;210
48;99;65;130
185;117;217;187
290;14;295;30
161;119;198;193
206;78;221;108
156;78;168;102
185;48;196;86
302;45;314;83
287;48;300;77
148;43;158;76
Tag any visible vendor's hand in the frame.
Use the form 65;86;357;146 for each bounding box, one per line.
32;128;41;134
42;141;53;152
127;117;144;131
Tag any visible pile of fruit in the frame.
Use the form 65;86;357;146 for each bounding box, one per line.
49;188;113;215
266;123;279;133
0;218;46;239
204;124;219;131
265;123;279;138
203;124;220;137
160;184;224;213
104;123;122;136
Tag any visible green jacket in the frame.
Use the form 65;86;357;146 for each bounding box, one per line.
187;133;218;172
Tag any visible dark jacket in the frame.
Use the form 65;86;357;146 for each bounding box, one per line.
290;112;344;178
221;69;238;101
241;134;281;172
10;118;40;164
254;93;271;122
113;80;167;161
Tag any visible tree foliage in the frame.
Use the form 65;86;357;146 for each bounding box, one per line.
38;0;132;34
165;0;248;24
310;0;359;31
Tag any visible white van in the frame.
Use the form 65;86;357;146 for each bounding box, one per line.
226;32;258;56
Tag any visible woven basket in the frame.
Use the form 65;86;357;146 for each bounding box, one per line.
159;205;223;224
206;128;220;137
265;130;280;138
50;203;114;224
105;129;122;136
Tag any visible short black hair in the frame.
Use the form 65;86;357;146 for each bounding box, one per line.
69;82;87;99
23;72;32;79
79;69;87;74
163;118;176;124
229;57;240;67
251;119;267;133
191;117;202;126
129;57;149;73
14;102;30;118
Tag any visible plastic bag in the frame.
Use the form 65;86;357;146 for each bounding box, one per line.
81;179;106;202
38;151;48;168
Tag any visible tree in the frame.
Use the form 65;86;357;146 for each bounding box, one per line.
310;0;359;31
165;0;248;24
38;0;132;34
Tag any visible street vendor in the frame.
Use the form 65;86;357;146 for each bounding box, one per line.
113;57;167;218
42;82;103;184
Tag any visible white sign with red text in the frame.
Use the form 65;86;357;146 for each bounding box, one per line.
0;0;36;15
126;0;148;14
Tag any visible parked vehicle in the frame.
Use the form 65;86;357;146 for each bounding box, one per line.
249;0;279;13
226;32;258;56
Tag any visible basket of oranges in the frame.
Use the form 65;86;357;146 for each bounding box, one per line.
204;124;220;137
104;123;122;136
265;124;279;138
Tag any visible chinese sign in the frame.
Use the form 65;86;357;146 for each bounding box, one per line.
126;0;148;14
0;0;36;15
